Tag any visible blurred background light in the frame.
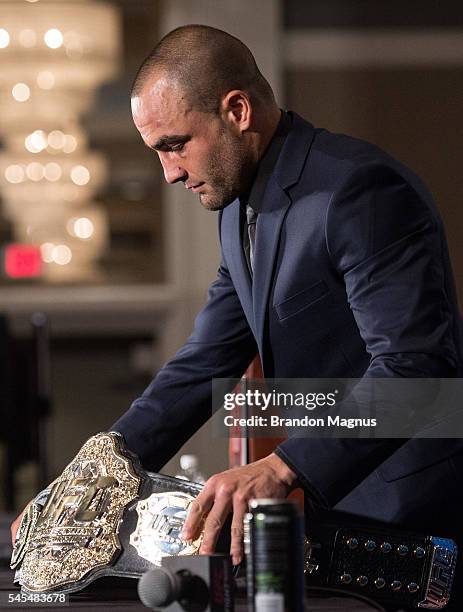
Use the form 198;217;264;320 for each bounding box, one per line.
52;244;72;265
71;165;90;186
36;70;55;90
40;242;55;263
63;135;78;154
67;217;94;240
26;162;44;182
48;130;65;150
12;83;30;102
0;28;9;48
25;130;48;153
4;244;42;278
44;28;63;49
63;31;84;59
0;0;120;281
44;162;62;182
5;165;25;184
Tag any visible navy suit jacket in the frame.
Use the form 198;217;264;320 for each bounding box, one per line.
113;112;463;539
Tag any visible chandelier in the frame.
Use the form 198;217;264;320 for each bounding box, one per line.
0;0;121;281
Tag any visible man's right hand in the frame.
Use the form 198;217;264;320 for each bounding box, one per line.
10;509;25;547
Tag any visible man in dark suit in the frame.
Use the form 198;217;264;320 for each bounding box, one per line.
113;23;463;569
11;24;463;584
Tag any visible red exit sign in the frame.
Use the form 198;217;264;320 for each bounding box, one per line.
4;244;42;279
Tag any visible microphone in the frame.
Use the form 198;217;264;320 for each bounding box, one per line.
137;554;234;612
138;567;208;609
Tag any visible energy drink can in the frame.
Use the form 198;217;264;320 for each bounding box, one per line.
244;499;304;612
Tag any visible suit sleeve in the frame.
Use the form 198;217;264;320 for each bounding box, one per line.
111;222;257;471
276;161;460;506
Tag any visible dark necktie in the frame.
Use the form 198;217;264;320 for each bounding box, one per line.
241;111;290;277
245;204;257;275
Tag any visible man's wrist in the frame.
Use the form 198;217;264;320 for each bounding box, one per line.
267;452;299;489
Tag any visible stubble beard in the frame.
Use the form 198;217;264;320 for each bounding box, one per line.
199;129;256;212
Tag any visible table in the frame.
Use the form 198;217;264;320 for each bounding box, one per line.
0;567;384;611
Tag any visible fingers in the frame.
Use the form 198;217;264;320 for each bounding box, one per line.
185;475;248;564
199;485;233;555
182;486;214;542
230;493;247;566
10;511;24;547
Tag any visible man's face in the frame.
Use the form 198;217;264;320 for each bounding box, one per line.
131;76;255;210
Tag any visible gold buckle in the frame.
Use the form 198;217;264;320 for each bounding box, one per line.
15;432;141;593
11;501;41;571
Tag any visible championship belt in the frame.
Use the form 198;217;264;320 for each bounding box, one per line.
11;432;207;595
304;517;458;610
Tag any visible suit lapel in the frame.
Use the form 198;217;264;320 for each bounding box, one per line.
221;113;316;354
253;113;316;356
253;182;292;355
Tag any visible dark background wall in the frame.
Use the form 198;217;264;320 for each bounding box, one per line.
284;0;463;28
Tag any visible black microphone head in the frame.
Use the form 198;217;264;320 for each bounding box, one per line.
138;567;181;609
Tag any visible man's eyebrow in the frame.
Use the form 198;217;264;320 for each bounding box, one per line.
149;135;190;150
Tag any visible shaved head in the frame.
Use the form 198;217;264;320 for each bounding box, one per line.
131;25;281;211
132;24;275;114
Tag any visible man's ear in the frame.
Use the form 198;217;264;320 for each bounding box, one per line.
221;90;252;133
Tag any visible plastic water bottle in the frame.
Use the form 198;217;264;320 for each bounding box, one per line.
175;454;206;484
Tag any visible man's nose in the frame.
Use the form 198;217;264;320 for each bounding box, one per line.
160;154;187;184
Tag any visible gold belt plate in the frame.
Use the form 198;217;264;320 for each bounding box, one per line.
16;432;141;593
